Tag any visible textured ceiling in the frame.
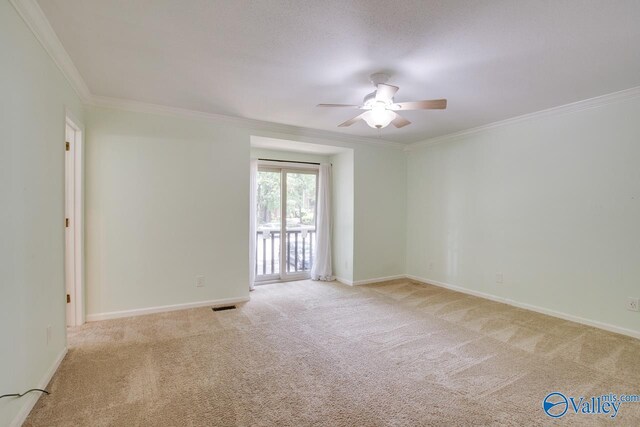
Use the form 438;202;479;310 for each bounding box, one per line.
38;0;640;143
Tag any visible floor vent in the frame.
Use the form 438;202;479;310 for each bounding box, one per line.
212;305;236;312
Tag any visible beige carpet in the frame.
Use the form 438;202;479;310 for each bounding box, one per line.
25;279;640;426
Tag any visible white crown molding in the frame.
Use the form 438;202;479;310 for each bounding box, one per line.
20;0;640;152
10;0;92;102
11;0;404;150
88;95;405;150
406;85;640;151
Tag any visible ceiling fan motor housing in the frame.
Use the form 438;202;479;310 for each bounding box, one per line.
369;72;390;85
362;91;377;107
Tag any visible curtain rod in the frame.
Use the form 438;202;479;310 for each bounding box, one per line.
258;158;321;166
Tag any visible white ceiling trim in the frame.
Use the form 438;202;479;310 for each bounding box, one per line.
15;0;640;152
406;85;640;151
88;95;405;149
10;0;92;102
11;0;403;150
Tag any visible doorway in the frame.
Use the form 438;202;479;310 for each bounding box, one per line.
255;161;318;283
65;114;84;326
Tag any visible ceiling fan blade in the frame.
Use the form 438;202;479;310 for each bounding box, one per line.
375;84;399;102
391;113;411;128
390;99;447;110
338;113;365;127
317;103;361;108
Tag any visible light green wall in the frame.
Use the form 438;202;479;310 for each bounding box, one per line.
85;106;251;316
331;150;354;282
85;108;406;316
0;1;84;425
353;147;407;281
406;96;640;335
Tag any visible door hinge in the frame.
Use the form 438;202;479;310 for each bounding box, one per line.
65;218;69;227
66;294;71;304
65;141;70;151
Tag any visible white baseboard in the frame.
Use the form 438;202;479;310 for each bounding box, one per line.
11;347;68;427
406;274;640;340
86;296;250;322
352;275;407;286
334;274;406;286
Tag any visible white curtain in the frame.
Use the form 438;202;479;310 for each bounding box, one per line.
311;163;333;281
249;159;258;290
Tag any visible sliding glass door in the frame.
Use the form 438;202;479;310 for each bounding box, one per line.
256;165;318;283
283;171;317;279
256;169;282;281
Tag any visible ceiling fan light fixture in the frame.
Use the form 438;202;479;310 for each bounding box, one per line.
363;103;395;129
317;74;447;129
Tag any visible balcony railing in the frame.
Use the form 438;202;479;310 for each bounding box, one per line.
256;228;315;276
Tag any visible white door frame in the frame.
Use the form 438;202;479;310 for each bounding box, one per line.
65;109;85;326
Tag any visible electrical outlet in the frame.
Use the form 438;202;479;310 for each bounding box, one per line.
496;272;504;284
46;325;52;345
196;275;205;288
627;297;639;312
427;262;434;271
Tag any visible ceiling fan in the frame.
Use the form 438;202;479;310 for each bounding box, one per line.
317;73;447;130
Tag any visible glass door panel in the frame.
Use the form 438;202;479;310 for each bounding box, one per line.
256;170;281;281
283;171;317;278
